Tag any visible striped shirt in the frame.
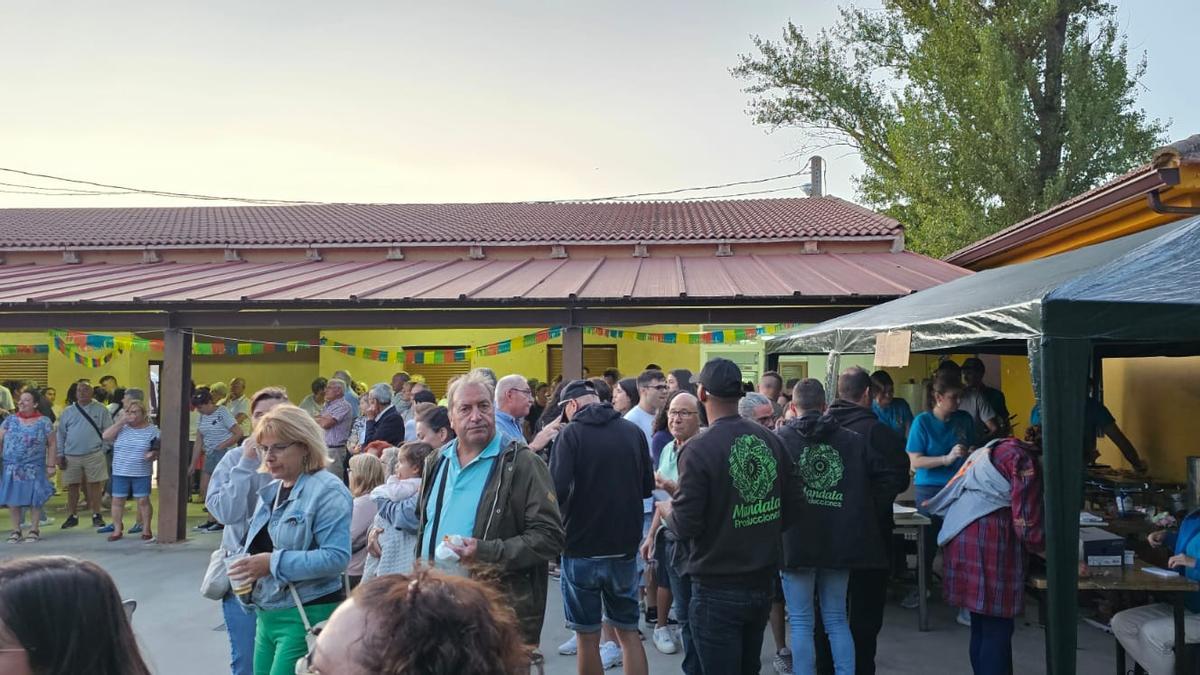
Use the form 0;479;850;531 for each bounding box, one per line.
112;424;160;477
198;407;237;454
322;398;353;447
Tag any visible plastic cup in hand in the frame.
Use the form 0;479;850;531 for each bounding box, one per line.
224;552;253;597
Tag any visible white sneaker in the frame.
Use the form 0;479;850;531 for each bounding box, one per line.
653;626;679;655
901;588;927;609
599;641;623;670
773;647;794;674
557;633;577;656
957;608;972;627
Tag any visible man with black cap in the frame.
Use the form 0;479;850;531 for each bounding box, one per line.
663;357;798;674
551;378;654;675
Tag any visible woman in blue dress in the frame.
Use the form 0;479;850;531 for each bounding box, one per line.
0;391;58;543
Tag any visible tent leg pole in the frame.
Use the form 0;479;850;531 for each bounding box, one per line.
1038;337;1090;675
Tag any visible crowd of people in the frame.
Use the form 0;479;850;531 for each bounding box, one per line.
9;355;1176;675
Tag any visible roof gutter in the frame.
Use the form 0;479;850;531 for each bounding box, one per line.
946;167;1181;267
1147;189;1200;215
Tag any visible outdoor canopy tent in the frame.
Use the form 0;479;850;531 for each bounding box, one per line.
766;215;1200;675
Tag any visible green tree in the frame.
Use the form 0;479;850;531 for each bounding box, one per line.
733;1;1166;257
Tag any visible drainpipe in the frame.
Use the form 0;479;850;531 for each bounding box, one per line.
1147;189;1200;215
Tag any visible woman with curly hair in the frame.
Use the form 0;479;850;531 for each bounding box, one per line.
299;569;533;675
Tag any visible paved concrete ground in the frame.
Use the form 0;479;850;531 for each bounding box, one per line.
3;497;1114;674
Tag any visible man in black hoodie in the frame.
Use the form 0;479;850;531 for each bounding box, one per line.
664;358;799;675
551;379;653;675
817;366;911;675
779;378;905;675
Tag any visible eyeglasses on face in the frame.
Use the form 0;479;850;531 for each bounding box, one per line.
256;442;300;457
645;384;669;392
667;410;697;419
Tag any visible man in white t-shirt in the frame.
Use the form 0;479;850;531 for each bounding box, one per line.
622;369;669;632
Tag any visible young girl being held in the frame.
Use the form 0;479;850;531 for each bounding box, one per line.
362;441;434;580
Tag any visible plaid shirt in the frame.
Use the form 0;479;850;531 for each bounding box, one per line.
942;439;1045;617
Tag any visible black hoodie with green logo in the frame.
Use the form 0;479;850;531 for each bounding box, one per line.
665;414;798;586
777;411;899;570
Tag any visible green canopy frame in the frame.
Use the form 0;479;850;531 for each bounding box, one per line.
768;216;1200;674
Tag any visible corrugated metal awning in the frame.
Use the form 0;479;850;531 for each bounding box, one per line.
0;251;966;307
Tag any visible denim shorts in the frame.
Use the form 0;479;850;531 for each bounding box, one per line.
561;555;641;633
111;474;152;499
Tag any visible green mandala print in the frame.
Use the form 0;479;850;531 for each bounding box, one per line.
728;434;778;503
797;443;844;491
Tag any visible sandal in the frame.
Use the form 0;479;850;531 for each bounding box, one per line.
107;531;123;542
141;532;154;541
7;530;21;543
23;530;40;543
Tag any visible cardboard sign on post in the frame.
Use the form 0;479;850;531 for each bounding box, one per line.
874;330;912;367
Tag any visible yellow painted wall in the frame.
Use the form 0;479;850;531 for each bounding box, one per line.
320;326;708;393
191;354;320;403
1095;357;1200;483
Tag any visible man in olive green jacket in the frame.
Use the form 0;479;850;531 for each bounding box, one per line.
386;372;564;646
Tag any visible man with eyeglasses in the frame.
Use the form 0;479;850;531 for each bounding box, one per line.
495;374;560;455
623;369;670;631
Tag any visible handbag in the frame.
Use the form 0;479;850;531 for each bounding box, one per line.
288;583;327;650
200;548;231;601
287;575;352;649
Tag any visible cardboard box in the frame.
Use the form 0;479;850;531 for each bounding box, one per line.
1081;527;1124;566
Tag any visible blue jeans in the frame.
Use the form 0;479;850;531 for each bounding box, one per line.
561;555;641;633
222;594;257;675
781;568;853;675
689;580;773;675
660;538;700;675
969;613;1013;675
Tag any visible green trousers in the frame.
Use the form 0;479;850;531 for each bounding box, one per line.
254;602;338;675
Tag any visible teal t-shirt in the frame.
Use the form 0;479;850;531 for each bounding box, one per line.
907;410;974;487
872;398;914;434
421;433;503;557
658;440;680;483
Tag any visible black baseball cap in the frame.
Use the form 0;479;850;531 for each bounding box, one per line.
697;358;745;398
560;379;597;402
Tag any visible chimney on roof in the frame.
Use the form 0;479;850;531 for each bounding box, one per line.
809;156;824;197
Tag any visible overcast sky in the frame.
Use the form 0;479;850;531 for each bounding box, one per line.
0;1;1194;208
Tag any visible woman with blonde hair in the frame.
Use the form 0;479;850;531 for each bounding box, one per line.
101;399;159;542
347;453;385;588
226;404;352;675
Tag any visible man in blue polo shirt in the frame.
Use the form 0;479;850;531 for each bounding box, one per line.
394;372;564;653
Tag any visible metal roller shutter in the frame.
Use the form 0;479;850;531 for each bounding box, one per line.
404;348;472;399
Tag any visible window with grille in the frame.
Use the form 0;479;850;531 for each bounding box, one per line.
404;348;472;399
547;345;618;383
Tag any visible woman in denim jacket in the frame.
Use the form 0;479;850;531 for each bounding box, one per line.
227;404;352;675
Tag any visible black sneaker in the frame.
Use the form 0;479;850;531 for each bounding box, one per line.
91;513;105;528
207;523;225;532
61;515;79;529
645;606;658;626
194;521;215;531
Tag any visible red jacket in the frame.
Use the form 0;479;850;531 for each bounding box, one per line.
942;438;1045;618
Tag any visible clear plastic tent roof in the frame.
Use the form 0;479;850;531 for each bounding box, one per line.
766;216;1199;355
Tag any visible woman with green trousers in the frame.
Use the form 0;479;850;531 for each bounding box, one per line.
227;404;352;675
